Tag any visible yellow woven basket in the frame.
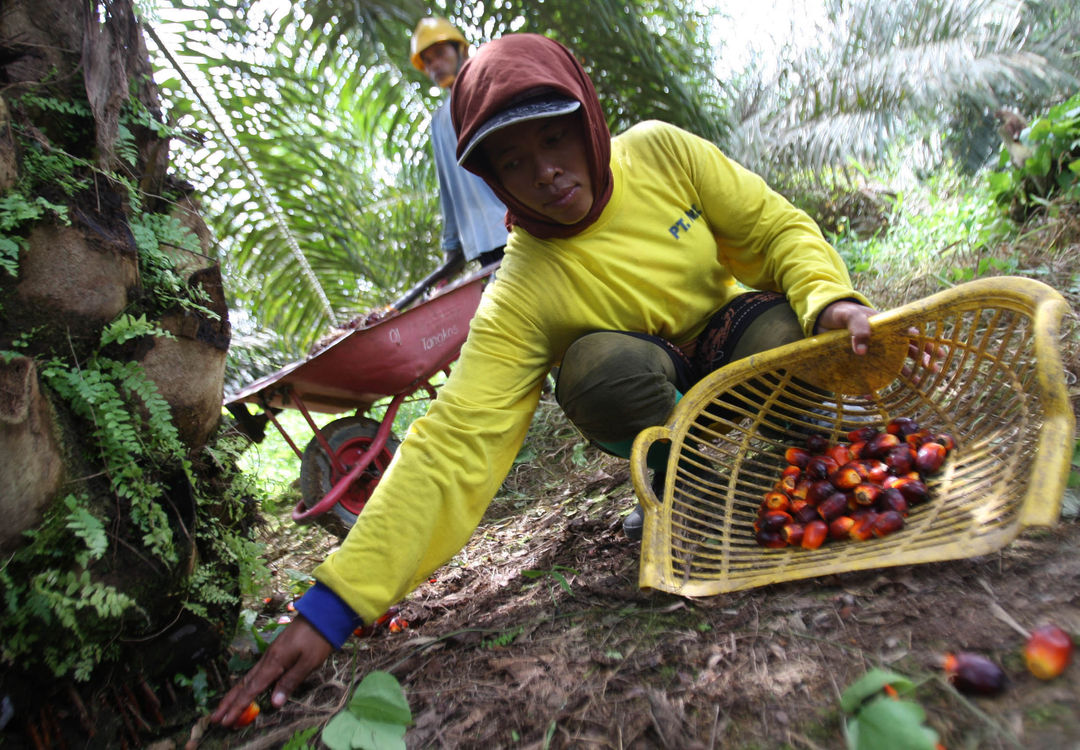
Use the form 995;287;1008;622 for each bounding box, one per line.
631;276;1075;596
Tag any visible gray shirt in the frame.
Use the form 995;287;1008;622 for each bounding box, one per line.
431;97;509;261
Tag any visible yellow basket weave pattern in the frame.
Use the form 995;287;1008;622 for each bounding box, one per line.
631;277;1075;596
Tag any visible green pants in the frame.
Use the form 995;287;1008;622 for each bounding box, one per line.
554;292;803;458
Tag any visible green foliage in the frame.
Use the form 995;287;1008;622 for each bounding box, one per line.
841;669;940;750
19;140;88;197
0;59;268;688
322;671;413;750
988;92;1080;217
0;553;142;681
128;210;218;318
727;0;1080;187
64;495;109;564
237;605;288;654
281;568;317;597
43;354;182;560
150;0;727;361
482;625;524;650
0;338;185;678
0;192;69;232
828;163;1013;293
0;405;266;682
174;667;211;709
188;434;272;608
18;92;92;119
0;182;71;277
282;725;322;750
100;313;177;347
521;565;578;595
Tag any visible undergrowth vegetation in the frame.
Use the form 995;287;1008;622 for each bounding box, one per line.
0;86;267;685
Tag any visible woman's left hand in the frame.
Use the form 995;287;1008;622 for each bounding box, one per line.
815;300;877;355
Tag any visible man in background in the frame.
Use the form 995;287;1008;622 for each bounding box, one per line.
410;18;506;278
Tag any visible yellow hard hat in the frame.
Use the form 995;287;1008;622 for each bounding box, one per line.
409;17;468;71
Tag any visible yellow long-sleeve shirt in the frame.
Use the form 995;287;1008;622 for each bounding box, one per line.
308;121;869;629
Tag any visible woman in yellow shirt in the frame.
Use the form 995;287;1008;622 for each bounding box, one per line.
211;32;876;727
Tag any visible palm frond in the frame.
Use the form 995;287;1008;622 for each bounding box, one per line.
727;0;1080;186
149;0;727;370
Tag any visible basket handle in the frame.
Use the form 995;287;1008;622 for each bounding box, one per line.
1019;287;1075;527
631;425;673;512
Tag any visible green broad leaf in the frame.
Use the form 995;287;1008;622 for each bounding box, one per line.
986;171;1011;194
1029;118;1052;140
1068;158;1080;176
845;695;939;750
350;718;408;750
322;710;365;750
281;725;321;750
840;669;915;714
347;671;413;727
1028;148;1052;177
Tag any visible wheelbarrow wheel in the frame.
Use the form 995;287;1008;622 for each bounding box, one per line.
298;416;400;536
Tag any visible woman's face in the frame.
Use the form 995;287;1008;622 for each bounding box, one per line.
481;113;594;226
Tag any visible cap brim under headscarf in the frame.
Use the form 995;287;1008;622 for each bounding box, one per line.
451;34;613;240
457;96;581;167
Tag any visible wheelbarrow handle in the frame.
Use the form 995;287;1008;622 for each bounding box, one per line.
391;254;465;311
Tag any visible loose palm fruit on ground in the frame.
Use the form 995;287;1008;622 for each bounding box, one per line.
944;652;1006;696
1024;624;1074;679
388;616;409;634
801;520;828;549
235;702;260;728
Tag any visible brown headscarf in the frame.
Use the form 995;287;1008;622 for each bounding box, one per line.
451;34;614;240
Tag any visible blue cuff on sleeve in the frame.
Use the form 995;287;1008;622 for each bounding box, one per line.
294;582;364;649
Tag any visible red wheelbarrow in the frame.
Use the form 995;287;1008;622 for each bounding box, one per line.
225;264;496;534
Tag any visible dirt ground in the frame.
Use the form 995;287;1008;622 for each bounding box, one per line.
197;411;1080;750
192;211;1080;750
